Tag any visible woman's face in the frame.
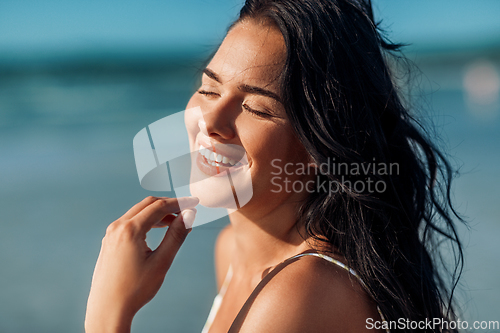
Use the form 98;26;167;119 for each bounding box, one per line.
185;20;311;218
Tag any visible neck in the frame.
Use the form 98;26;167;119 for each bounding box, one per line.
228;197;317;277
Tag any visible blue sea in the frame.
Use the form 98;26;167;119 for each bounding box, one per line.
0;51;499;332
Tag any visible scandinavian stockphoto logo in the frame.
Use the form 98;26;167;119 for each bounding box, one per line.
133;106;253;227
269;157;399;195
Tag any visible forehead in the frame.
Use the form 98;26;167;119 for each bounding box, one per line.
208;20;285;86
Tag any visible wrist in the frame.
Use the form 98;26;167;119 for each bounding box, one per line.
85;306;134;333
85;322;131;333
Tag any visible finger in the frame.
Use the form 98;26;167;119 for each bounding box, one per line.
121;196;161;220
180;209;197;229
152;214;177;228
121;196;197;221
152;207;198;228
153;209;196;268
132;197;199;232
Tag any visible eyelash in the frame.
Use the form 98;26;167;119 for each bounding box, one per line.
197;89;273;119
242;104;272;118
197;90;218;98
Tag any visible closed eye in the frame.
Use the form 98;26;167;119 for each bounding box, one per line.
243;104;273;119
198;89;277;119
197;89;220;97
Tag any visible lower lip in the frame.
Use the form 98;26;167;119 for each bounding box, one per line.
196;152;243;177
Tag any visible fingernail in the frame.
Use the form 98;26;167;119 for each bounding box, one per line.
181;209;196;229
176;196;199;210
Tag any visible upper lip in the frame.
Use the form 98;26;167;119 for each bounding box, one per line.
196;134;246;163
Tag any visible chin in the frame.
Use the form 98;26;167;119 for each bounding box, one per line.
189;177;239;208
188;153;254;209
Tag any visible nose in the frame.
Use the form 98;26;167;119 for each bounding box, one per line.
198;118;209;136
199;99;237;141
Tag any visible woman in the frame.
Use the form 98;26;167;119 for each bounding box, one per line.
85;0;464;332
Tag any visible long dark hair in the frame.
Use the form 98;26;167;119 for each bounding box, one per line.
232;0;465;331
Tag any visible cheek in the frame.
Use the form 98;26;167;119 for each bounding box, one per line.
186;93;199;110
185;94;203;147
240;122;303;169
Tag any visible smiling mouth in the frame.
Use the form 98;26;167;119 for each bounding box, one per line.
198;145;243;168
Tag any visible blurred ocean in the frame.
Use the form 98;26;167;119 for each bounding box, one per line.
0;48;499;332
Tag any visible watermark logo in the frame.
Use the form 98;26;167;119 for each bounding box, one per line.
133;106;253;227
270;157;399;195
366;318;500;331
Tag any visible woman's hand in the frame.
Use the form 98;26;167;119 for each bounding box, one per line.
85;196;199;333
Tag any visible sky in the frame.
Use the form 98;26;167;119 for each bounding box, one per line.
1;0;499;57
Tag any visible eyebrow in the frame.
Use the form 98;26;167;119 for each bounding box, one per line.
203;68;282;104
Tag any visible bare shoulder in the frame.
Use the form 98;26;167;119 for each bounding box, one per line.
214;223;234;291
234;254;383;333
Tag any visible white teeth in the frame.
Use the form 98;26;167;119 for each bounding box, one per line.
199;145;209;158
199;144;240;166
